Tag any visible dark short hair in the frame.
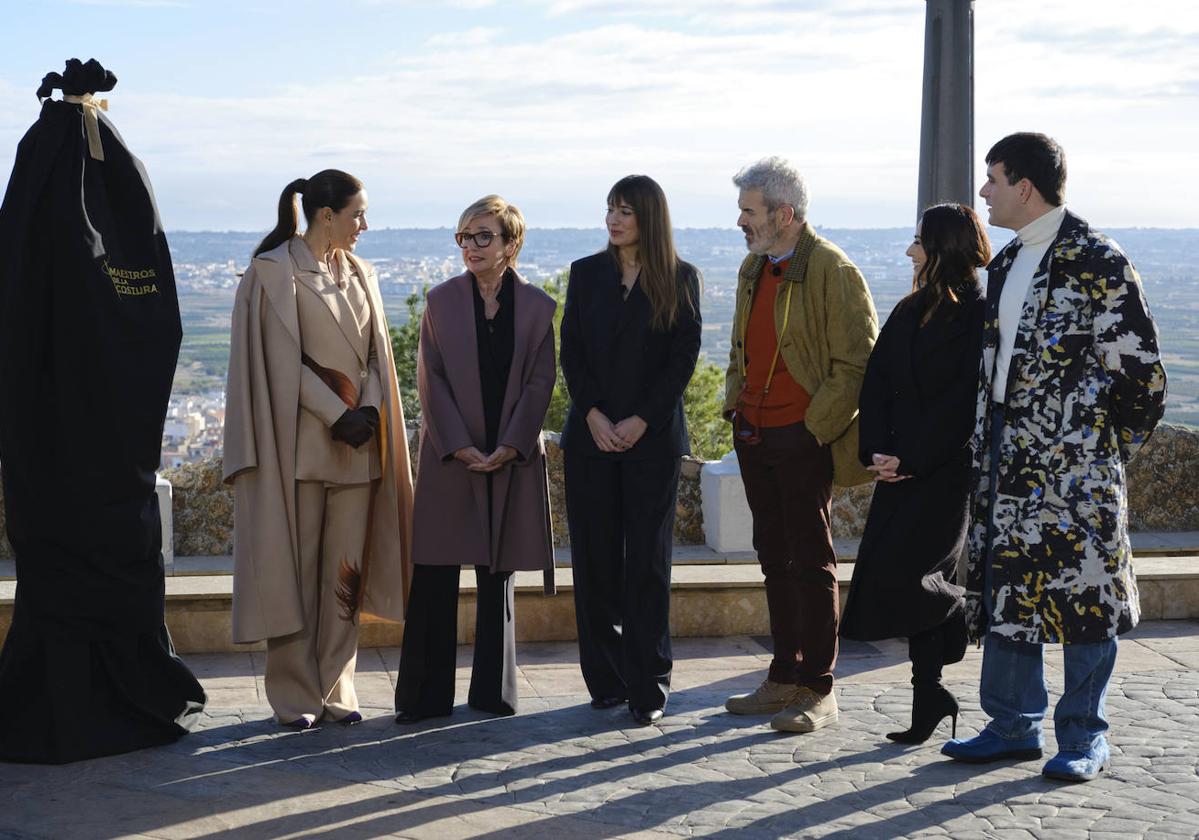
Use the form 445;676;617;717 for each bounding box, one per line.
985;132;1066;206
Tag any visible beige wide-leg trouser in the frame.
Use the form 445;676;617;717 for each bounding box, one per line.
265;481;369;724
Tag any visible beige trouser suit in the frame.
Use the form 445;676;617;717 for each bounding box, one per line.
264;240;383;724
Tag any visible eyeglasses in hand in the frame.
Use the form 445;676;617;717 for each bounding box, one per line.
455;230;498;248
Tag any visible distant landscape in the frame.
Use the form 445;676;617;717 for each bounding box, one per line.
167;226;1199;427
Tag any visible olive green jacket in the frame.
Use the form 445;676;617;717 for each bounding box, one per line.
723;223;878;487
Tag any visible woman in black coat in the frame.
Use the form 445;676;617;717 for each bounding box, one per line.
840;203;990;744
560;174;701;726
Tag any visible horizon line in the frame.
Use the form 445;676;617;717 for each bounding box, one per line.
165;224;1199;235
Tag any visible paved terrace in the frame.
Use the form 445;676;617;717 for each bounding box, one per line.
7;621;1199;839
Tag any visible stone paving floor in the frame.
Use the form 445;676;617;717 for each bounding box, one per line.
5;622;1199;839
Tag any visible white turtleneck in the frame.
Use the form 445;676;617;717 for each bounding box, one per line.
992;204;1068;402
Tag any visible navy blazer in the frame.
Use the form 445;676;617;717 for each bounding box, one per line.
559;251;702;459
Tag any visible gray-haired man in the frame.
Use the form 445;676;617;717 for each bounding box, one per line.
723;157;877;732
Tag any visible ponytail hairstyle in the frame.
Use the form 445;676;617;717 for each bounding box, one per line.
910;202;991;325
606;174;697;331
254;169;365;257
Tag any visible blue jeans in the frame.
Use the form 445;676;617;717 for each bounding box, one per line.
981;403;1118;753
980;633;1117;752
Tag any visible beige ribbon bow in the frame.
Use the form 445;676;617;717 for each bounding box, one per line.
63;93;109;161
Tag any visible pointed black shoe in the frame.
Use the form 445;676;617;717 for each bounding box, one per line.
590;695;627;709
394;708;452;725
887;684;959;744
631;706;664;726
468;699;516;717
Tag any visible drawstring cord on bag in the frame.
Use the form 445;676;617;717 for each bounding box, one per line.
63;93;108;161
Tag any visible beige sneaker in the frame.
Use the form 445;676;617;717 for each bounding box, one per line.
725;679;800;715
769;687;839;733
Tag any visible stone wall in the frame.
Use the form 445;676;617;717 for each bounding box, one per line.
831;482;875;540
1;422;1197;558
163;434;706;557
1126;423;1199;531
542;432;705;546
164;456;234;556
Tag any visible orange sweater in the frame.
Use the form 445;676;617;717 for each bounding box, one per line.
738;258;811;428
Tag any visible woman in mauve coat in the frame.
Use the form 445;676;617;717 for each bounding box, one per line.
840;203;990;744
394;195;557;723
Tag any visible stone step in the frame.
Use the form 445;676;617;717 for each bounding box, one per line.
2;555;1196;655
3;530;1195;580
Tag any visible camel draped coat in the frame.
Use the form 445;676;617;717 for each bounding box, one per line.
223;238;414;644
412;271;557;590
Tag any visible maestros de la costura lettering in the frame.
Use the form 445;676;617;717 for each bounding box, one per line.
104;260;159;296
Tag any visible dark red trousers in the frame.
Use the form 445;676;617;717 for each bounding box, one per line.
735;421;838;694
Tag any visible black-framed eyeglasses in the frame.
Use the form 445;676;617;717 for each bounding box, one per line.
455;230;499;248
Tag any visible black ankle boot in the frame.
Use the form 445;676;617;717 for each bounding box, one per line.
886;684;959;744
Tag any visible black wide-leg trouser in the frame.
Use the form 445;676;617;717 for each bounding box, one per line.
564;451;682;712
394;564;517;717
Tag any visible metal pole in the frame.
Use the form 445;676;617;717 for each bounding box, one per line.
917;0;974;219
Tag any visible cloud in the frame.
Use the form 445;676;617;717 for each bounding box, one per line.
1011;23;1199;51
10;0;1196;228
67;0;188;6
82;15;919;226
425;26;502;48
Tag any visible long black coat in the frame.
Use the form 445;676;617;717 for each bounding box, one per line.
840;282;984;641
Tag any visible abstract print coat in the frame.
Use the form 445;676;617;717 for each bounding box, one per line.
965;211;1167;644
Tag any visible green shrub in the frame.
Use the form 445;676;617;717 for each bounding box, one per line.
388;287;426;422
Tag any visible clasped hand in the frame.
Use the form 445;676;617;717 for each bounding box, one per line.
330;407;378;448
586;408;647;452
454;444;518;473
867;452;910;483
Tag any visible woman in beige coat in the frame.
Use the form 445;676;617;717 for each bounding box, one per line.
224;170;413;729
394;195;556;723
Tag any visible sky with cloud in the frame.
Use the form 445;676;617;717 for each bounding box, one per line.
2;0;1196;230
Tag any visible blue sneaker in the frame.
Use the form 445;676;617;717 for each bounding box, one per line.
1043;740;1110;783
941;728;1043;763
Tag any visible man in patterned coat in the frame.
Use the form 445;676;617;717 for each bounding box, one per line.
941;133;1167;781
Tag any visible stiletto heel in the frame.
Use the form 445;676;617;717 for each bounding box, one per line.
887;685;960;744
951;710;957;739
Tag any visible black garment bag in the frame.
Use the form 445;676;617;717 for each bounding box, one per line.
0;59;205;764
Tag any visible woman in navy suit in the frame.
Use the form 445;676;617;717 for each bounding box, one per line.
560;174;701;726
840;203;990;743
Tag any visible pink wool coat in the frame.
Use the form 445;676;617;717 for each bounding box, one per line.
412;271;556;590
